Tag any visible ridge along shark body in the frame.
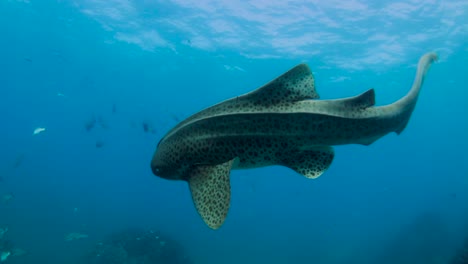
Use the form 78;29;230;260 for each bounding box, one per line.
151;53;437;229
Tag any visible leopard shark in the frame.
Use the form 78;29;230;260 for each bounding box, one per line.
151;53;437;229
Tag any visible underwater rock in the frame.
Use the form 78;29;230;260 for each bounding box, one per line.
90;244;128;264
450;236;468;264
375;212;452;264
83;228;192;264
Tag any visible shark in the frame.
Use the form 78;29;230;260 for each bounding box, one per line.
151;52;437;229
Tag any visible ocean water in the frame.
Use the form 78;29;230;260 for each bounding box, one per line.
0;0;467;263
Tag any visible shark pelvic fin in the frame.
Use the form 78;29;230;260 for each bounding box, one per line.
281;146;335;179
245;64;318;105
188;159;235;229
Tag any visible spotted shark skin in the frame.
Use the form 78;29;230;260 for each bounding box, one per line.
151;53;437;229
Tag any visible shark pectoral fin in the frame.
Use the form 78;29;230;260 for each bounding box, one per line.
188;159;235;229
281;146;335;179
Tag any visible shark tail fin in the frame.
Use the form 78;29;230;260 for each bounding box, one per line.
395;115;411;135
395;105;418;134
393;52;438;135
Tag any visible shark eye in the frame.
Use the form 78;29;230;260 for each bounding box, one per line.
152;166;162;175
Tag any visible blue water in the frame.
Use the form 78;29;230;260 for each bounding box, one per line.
1;1;467;263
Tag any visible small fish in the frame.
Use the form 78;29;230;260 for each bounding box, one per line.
142;121;156;134
95;140;104;148
143;122;150;132
0;251;10;262
65;232;88;241
0;227;8;239
84;116;96;132
96;116;108;129
13;153;24;169
11;248;26;257
1;194;14;204
33;127;46;135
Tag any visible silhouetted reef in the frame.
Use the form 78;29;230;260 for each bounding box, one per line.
81;228;192;264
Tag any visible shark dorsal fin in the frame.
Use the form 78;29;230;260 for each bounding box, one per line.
244;64;318;105
337;88;376;109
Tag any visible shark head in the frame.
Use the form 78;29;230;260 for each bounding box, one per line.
151;156;179;181
151;141;176;180
151;138;191;181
